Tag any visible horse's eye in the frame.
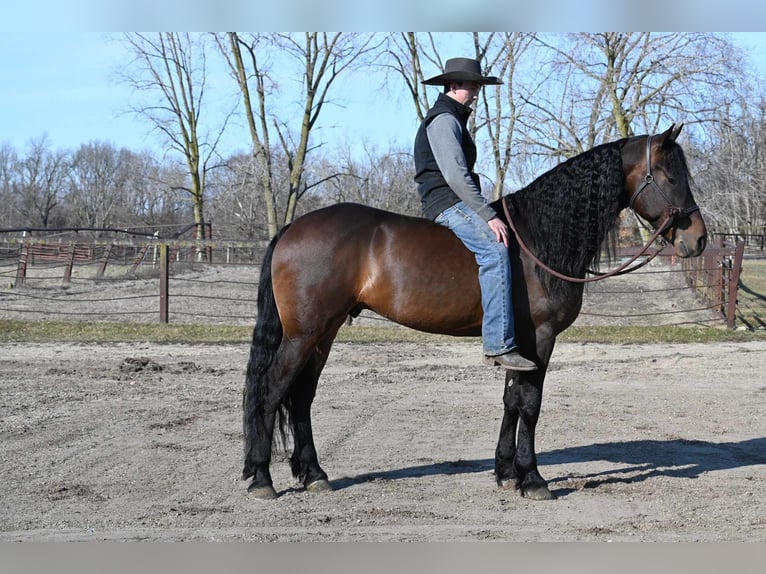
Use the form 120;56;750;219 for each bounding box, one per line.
657;165;676;185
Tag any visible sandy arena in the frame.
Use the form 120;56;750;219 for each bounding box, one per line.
1;336;764;541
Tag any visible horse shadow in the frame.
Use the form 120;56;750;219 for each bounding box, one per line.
329;437;766;498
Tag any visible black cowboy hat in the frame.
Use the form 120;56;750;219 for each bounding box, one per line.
422;57;503;86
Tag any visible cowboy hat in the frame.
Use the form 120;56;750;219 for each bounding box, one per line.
422;57;503;86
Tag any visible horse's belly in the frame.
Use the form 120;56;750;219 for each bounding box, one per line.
363;273;483;337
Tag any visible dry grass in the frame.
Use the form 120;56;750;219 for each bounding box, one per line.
737;258;766;330
0;319;763;345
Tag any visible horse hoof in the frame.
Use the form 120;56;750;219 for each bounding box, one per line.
248;484;278;499
498;478;520;491
305;479;333;493
522;484;556;501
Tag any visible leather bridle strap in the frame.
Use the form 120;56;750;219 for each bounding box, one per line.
629;135;700;218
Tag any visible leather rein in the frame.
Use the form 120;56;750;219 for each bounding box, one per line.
501;135;700;284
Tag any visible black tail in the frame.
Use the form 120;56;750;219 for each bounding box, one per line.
242;226;291;480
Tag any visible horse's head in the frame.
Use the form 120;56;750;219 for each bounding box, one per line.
623;124;707;257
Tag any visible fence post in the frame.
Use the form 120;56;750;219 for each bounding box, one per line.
96;244;113;278
726;240;745;329
159;243;169;324
131;245;149;274
713;235;724;317
206;222;213;263
16;241;29;288
63;242;77;283
716;251;725;316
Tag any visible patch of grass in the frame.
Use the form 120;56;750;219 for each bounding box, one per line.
335;325;476;344
558;325;764;344
1;319;764;345
736;258;766;330
0;320;252;344
742;258;766;292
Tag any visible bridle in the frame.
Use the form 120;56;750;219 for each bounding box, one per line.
628;134;700;230
502;134;700;284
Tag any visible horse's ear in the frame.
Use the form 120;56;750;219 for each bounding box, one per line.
670;123;683;141
660;123;683;147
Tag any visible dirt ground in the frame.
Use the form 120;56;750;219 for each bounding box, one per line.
1;337;764;542
1;260;765;541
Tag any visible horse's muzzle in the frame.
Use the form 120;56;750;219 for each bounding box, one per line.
672;213;707;258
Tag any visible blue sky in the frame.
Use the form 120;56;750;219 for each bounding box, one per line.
2;31;766;159
0;32;420;158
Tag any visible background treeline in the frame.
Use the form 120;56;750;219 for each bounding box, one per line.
1;32;764;241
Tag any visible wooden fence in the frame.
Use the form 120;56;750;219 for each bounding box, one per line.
681;239;745;329
0;236;748;328
711;232;766;250
7;236;267;289
611;239;745;329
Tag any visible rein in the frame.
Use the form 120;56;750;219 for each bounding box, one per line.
501;135;697;284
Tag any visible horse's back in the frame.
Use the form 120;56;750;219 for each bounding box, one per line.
286;202;429;235
273;203;482;337
278;202;464;261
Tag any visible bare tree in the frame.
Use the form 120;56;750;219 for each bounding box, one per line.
214;33;278;238
122;152;190;232
691;94;766;235
65;142;131;231
471;32;536;199
206;153;272;241
0;143;18;228
121;33;230;247
216;32;380;238
13;136;70;228
525;33;746;159
382;32;445;123
315;143;420;216
501;32;751;241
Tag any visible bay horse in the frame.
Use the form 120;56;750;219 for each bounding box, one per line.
243;124;707;500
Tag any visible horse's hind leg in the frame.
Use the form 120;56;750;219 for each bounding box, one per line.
243;338;316;499
286;336;336;493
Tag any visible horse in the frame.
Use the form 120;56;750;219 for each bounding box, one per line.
242;123;707;501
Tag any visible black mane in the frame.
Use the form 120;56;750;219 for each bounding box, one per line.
497;140;628;300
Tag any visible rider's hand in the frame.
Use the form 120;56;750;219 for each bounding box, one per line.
487;217;510;247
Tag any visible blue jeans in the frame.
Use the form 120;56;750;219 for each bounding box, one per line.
435;201;516;356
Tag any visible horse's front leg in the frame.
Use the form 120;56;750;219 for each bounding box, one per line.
495;369;555;500
516;368;554;500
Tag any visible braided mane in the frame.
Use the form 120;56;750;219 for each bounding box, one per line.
496;140;628;300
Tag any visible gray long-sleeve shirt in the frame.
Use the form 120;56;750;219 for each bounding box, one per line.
426;113;497;222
